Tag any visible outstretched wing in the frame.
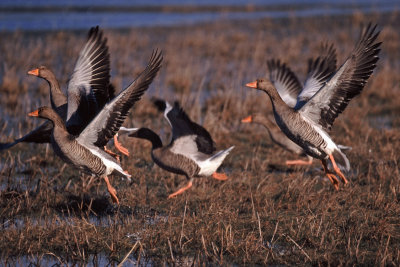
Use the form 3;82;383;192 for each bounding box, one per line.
152;98;216;155
267;59;302;108
66;26;111;125
77;50;163;147
299;23;381;131
168;102;216;154
296;43;337;108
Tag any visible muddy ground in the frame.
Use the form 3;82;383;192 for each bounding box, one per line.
0;11;399;266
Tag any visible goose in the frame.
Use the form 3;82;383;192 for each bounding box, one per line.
246;23;381;190
241;114;313;165
1;26;128;156
28;50;163;204
129;100;234;198
242;43;337;166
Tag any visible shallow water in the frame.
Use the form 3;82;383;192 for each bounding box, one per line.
0;0;398;31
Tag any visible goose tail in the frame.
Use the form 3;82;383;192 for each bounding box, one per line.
209;146;234;163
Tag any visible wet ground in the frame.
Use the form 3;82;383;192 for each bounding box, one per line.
0;10;400;266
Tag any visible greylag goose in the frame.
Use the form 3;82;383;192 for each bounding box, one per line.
246;23;381;190
129;100;234;198
28;50;163;204
1;27;128;156
242;44;337;166
241;114;313;165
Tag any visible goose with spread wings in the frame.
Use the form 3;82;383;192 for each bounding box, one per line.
1;26;128;156
246;23;381;190
128;99;234;198
242;43;337;166
28;50;163;204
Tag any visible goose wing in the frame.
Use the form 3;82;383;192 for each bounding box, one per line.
152;98;216;154
267;59;302;108
295;43;337;108
298;23;381;131
76;50;163;147
167;102;216;154
66;26;111;127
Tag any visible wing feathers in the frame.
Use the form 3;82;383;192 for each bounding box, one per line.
299;23;381;131
267;59;302;108
77;49;163;147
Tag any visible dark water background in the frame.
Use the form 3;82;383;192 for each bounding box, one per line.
0;0;398;31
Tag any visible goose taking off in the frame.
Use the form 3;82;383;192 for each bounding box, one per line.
1;26;128;156
246;23;381;190
241;114;313;165
129;99;234;198
28;50;163;204
242;43;337;166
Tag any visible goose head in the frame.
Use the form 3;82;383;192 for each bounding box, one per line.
27;66;56;81
28;106;64;128
246;79;275;92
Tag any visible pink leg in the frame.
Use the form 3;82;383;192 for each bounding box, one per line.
103;176;119;204
321;159;340;190
168;180;193;199
329;154;349;185
285;157;313;166
212;172;228;181
114;134;130;156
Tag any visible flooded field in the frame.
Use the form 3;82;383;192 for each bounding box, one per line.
0;10;400;266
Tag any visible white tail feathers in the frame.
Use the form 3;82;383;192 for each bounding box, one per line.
198;146;234;176
209;146;235;162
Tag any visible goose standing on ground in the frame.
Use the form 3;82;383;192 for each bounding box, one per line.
129;99;234;198
246;23;381;189
1;26;128;156
28;50;163;204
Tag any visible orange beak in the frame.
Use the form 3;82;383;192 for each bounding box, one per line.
27;68;39;76
241;115;253;123
28;110;39;117
245;81;257;88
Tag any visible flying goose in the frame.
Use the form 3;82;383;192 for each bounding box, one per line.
1;27;128;156
246;23;381;189
28;50;163;204
242;43;337;165
129;100;234;198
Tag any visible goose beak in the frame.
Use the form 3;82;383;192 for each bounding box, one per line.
28;110;39;117
241;115;253;123
27;68;39;76
245;81;257;88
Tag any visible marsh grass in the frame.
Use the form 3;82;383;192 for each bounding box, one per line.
1;11;400;265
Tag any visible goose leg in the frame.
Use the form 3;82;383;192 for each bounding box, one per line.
113;133;130;157
328;154;349;185
212;172;228;181
168;179;193;199
321;159;339;190
103;176;119;204
286;156;313;166
103;146;120;162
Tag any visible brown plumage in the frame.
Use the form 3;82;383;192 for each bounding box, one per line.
246;23;381;189
28;50;163;204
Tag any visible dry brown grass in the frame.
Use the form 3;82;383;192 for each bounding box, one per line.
1;11;400;266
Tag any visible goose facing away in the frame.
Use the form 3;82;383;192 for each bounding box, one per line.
246;23;381;190
28;50;163;204
130;99;234;198
241;114;313;165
